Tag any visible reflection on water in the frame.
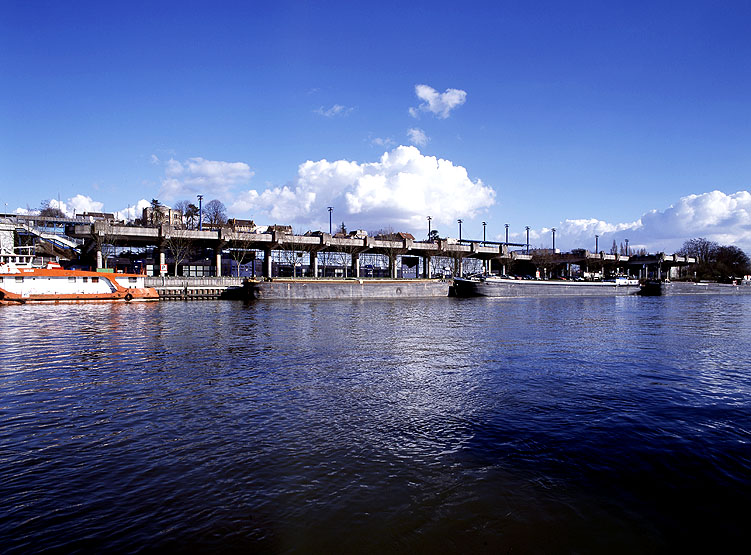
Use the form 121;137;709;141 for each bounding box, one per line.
1;296;750;553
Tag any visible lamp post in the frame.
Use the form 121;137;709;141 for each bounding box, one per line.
505;223;509;246
552;227;556;251
595;234;599;253
197;194;204;230
482;221;487;245
525;226;530;254
427;216;432;240
625;238;629;256
328;206;333;234
457;219;463;241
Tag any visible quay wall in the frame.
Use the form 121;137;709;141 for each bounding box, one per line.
145;276;244;300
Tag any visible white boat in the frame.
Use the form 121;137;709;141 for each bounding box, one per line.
0;252;158;305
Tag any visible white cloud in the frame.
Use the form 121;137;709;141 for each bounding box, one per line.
113;198;152;222
371;136;396;148
407;128;429;147
67;194;105;216
158;157;253;199
231;145;495;232
410;84;467;119
549;190;751;254
314;104;354;117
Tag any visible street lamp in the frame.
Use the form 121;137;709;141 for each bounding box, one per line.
457;219;463;241
525;226;530;254
625;238;629;255
427;216;432;240
328;206;333;234
505;223;509;246
595;234;599;253
197;194;204;230
482;221;487;245
551;228;556;251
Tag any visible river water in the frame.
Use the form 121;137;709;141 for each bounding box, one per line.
2;295;750;553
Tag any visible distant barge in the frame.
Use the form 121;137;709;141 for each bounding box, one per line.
638;280;751;296
453;276;641;297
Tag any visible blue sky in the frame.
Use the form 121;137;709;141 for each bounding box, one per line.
2;0;751;253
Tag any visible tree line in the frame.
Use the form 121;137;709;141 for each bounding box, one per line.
678;238;750;282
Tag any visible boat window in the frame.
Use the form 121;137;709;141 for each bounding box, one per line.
83;277;88;282
128;277;138;283
91;277;99;283
15;276;23;282
68;277;77;282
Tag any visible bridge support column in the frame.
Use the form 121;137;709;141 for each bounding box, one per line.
424;256;431;278
96;249;103;270
311;251;318;277
264;248;272;278
159;251;166;276
352;253;360;278
215;250;222;277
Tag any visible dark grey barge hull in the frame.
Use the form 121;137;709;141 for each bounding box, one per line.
453;278;640;298
639;281;751;296
247;279;450;300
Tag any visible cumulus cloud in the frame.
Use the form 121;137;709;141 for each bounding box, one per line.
67;194;105;216
410;84;467;119
407;128;429;147
231;145;496;232
314;104;354;117
158;157;253;199
550;190;751;254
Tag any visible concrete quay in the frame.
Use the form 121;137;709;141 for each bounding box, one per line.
145;276;245;300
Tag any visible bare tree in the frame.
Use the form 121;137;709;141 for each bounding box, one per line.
373;228;408;278
228;232;256;276
163;229;193;276
39;200;66;218
204;199;227;228
90;221;117;269
531;247;556;279
173;200;192;228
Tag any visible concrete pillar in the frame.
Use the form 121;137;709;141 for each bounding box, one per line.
264;248;272;278
352;253;360;278
311;251;318;277
159;251;166;276
215;251;222;277
424;256;432;278
457;258;463;277
96;249;103;270
389;256;396;279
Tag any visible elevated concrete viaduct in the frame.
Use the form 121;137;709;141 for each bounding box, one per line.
67;222;518;277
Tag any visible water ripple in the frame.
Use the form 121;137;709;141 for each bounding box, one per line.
2;296;751;552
